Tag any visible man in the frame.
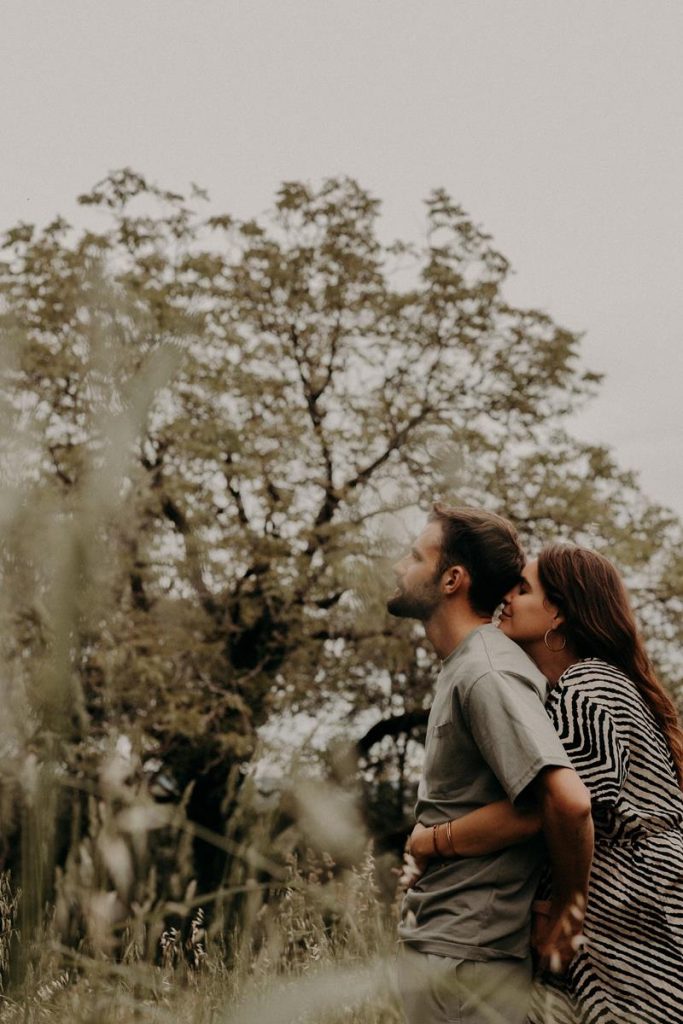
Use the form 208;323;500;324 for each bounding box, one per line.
388;504;593;1024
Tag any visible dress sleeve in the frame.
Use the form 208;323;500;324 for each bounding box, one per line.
547;686;628;807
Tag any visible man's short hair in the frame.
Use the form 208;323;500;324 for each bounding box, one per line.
429;503;525;616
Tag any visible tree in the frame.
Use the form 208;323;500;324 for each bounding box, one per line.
0;170;680;882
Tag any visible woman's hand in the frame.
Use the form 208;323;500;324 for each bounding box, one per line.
396;822;434;889
408;822;434;871
532;896;586;974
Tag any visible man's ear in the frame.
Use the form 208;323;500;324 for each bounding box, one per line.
443;565;468;596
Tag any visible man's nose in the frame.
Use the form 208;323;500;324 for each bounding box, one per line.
393;557;407;580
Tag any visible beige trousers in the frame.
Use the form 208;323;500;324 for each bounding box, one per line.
398;946;533;1024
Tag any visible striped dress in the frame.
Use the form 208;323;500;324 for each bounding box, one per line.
529;659;683;1024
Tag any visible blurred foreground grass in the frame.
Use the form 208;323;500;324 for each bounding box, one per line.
0;843;403;1024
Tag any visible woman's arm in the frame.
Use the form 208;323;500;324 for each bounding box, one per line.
409;800;541;864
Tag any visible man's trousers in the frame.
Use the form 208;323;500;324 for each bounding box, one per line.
398;945;533;1024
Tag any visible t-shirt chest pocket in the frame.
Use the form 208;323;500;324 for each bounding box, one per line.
432;718;452;738
424;713;455;793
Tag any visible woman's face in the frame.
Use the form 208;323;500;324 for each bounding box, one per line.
499;558;561;646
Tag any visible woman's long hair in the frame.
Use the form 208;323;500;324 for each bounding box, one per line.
538;543;683;788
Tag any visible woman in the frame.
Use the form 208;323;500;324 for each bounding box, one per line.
408;544;683;1023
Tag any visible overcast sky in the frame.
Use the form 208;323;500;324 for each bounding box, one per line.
3;0;682;514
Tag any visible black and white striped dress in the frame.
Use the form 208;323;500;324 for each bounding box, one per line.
529;659;683;1024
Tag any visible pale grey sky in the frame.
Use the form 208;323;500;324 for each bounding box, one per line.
3;0;682;513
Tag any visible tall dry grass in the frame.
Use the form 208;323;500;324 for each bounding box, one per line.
0;749;405;1020
0;845;404;1024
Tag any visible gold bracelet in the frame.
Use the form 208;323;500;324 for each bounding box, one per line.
446;819;456;855
433;823;444;857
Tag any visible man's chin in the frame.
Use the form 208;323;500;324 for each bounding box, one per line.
387;595;418;618
387;595;429;620
386;596;409;617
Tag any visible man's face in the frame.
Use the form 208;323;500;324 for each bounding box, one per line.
387;521;444;621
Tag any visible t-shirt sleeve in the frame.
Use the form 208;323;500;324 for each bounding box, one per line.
462;670;573;803
547;686;628;807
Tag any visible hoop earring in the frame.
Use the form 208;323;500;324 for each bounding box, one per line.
544;628;566;652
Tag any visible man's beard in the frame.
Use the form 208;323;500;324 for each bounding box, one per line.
387;581;440;621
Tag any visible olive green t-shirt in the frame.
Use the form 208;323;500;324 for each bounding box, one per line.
399;624;572;961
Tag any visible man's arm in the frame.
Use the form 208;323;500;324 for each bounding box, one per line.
532;766;594;972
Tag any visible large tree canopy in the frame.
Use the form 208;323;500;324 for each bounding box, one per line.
1;170;680;868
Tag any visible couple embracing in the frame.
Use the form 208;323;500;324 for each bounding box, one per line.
389;504;683;1024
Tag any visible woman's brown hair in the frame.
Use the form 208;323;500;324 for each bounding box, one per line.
538;543;683;788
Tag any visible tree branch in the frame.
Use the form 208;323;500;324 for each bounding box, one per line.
223;452;249;526
159;494;219;617
356;710;429;756
47;443;75;488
